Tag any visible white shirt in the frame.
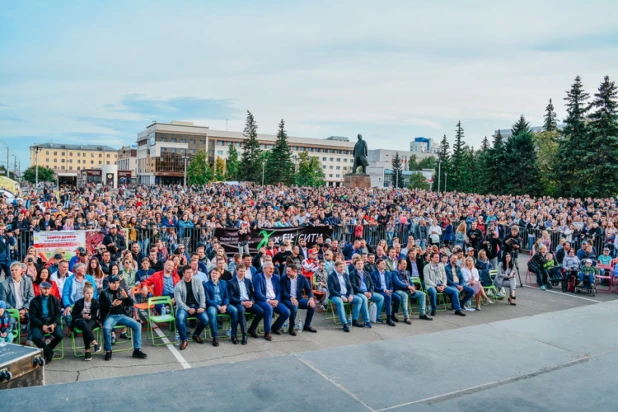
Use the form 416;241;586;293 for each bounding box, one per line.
14;280;24;309
290;277;298;299
336;272;348;296
238;279;249;301
265;276;276;300
51;270;73;295
193;271;208;283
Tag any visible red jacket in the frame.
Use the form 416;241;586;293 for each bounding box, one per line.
142;271;180;297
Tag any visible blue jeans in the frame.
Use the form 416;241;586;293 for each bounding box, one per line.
330;295;362;324
426;286;461;312
355;293;383;323
176;305;209;341
282;298;315;328
254;301;290;333
578;272;595;285
460;285;474;307
206;305;238;338
376;291;401;316
103;314;142;351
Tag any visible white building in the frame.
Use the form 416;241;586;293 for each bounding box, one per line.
136;121;356;186
367;149;437;187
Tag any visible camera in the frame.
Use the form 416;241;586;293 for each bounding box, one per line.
27;258;33;263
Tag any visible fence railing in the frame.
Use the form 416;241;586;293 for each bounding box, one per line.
10;223;610;262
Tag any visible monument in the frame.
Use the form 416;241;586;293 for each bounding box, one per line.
344;134;371;189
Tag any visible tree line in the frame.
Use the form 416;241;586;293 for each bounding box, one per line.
426;75;618;198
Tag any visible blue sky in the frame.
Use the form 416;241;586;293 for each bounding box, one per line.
1;0;617;171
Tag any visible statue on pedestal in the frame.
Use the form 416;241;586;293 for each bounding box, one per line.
352;134;368;174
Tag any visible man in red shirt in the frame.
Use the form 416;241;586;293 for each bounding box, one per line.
141;261;179;312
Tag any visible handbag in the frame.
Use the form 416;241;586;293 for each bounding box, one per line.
369;302;377;323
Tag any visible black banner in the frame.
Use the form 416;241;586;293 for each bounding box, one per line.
214;226;333;255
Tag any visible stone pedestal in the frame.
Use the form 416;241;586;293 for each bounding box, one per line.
344;174;371;189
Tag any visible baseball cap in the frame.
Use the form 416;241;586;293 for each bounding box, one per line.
108;275;120;282
40;281;53;289
53;253;63;259
75;247;86;254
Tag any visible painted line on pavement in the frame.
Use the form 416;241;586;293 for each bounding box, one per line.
521;285;602;303
139;308;191;369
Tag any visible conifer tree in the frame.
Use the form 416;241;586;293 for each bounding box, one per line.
432;134;450;191
226;144;240;180
543;99;558;132
265;119;294;185
391;152;404;188
239;110;262;182
449;121;467;191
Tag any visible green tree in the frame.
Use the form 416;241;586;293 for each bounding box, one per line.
477;136;492;194
432;134;450;191
294;152;325;187
265;119;294;185
186;150;213;186
511;114;531;137
23;165;55;183
417;156;437;170
408;154;419;171
407;172;430;190
488;130;507;194
554;75;590;197
449;121;468;191
214;156;226;181
226;144;240;180
543;98;558;132
536;130;560;196
239;110;262;182
583;75;618;197
504;118;542;195
391;152;404;188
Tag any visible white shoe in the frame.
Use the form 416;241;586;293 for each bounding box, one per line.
475;305;481;311
463;307;476;312
486;299;494;304
499;287;506;295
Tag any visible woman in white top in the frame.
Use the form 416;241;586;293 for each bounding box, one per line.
460;256;493;311
494;253;517;305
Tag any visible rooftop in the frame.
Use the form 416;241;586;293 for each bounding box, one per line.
31;143;118;151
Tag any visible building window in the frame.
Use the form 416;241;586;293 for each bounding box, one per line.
322;157;326;161
91;153;94;157
330;158;334;161
98;161;102;165
344;158;348;162
99;154;102;157
107;154;110;158
329;149;334;153
46;151;49;155
91;160;94;164
336;166;340;170
45;158;49;162
323;165;326;169
218;141;224;146
329;166;333;169
337;158;341;162
190;139;196;144
217;150;223;155
106;161;110;165
329;174;333;178
69;152;73;156
69;166;72;170
54;151;57;155
54;158;57;162
336;174;340;178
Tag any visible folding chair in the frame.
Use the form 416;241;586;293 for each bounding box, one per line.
131;285;155;329
206;313;231;339
327;299;351;325
71;325;101;357
147;296;175;346
6;309;20;344
483;270;500;299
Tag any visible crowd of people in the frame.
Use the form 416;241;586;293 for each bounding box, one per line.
1;183;618;362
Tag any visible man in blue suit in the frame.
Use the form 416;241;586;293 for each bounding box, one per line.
252;262;290;341
371;259;399;326
327;260;364;332
204;267;238;347
280;264;317;335
227;264;264;345
444;254;475;311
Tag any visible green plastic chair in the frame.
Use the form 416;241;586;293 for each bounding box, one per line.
327;299;351;325
483;270;500;300
147;296;175;346
6;309;20;343
71;325;101;357
206;313;231;339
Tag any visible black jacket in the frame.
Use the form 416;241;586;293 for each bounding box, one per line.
99;287;134;319
349;268;376;295
280;275;313;301
70;298;101;329
29;294;62;328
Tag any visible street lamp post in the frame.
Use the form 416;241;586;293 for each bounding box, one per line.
437;158;441;193
183;151;188;186
444;171;448;192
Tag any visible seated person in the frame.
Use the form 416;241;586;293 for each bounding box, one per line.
327;260;363;332
0;300;15;344
495;253;517;305
62;263;98;324
349;259;383;328
0;262;35;326
392;258;433;323
29;281;64;363
227;264;265;344
371;259;401;326
174;265;209;350
70;282;102;361
253;262;290;341
445;255;475;311
100;275;147;361
597;247;613;277
204;267;238;346
461;256;493;311
279;264;317;335
423;253;466;317
578;259;598;288
141;260;179;313
313;260;329;309
543;253;563;283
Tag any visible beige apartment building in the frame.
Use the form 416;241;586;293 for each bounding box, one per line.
29;143;119;173
136;121;356;186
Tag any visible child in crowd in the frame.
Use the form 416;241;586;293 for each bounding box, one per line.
313;260;329;310
578;259;598;288
0;301;15;344
544;252;563;284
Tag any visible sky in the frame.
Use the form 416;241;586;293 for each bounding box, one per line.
1;0;618;171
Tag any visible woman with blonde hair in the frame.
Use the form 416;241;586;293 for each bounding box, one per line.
454;222;467;249
461;256;493;310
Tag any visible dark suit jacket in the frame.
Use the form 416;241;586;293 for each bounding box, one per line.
371;270;394;292
29;294;62;328
348;268;376;295
203;280;230;307
227;276;256;305
280;275;313;301
252;272;281;302
327;271;353;298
